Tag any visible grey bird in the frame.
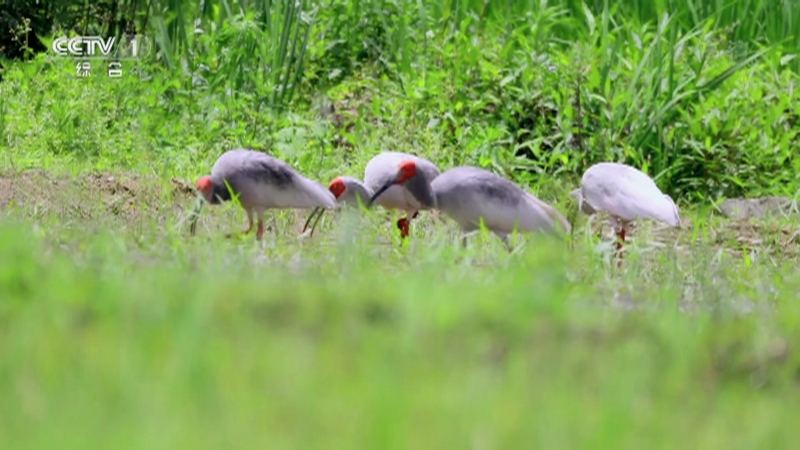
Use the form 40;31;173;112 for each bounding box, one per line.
302;152;442;240
569;162;681;266
367;160;571;250
189;149;337;240
302;176;373;237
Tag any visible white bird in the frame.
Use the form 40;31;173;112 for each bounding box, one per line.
368;161;571;250
189;149;337;240
302;152;441;240
569;162;681;266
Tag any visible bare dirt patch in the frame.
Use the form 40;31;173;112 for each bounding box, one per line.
0;169;327;236
0;169;198;227
579;211;800;260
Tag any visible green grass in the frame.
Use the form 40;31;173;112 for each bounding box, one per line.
2;0;800;447
1;170;800;448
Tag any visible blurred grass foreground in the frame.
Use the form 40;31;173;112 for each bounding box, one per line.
2;215;800;449
1;0;800;448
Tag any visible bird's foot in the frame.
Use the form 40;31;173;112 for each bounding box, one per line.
401;224;411;239
396;218;411;240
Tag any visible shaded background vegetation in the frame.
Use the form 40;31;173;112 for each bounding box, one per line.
1;0;799;202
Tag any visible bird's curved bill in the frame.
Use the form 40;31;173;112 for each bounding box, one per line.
188;195;205;236
367;178;397;208
302;207;325;237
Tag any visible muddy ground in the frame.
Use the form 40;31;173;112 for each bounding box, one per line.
0;169;198;228
0;169;798;259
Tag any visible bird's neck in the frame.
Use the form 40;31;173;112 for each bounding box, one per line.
406;175;437;209
210;179;232;204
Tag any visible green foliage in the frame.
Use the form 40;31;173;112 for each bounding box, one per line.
0;202;799;447
2;0;799;200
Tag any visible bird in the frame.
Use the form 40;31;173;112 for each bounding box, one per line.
569;162;681;267
301;176;374;237
189;148;337;240
302;152;441;240
367;161;571;250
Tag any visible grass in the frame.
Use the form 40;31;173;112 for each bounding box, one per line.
1;168;800;448
1;0;800;447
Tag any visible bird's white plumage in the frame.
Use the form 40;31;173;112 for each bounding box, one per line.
578;162;680;227
364;151;441;213
336;176;374;207
286;177;338;209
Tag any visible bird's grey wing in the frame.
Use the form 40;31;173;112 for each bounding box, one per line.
433;168;555;235
240;154;297;188
243;153;336;209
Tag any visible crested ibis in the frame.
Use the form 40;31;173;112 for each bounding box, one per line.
569;162;681;267
302;176;373;237
302;152;441;240
189;149;337;240
367;161;571;250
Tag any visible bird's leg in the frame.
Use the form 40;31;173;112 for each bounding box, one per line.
401;220;411;239
615;226;626;268
394;210;421;237
396;213;414;240
400;211;420;240
256;218;266;240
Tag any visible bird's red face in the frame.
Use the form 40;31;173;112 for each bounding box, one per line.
367;160;419;209
196;176;213;201
396;160;417;184
328;177;347;198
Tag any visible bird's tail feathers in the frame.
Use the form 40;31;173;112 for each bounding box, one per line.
304;178;338;209
527;194;572;235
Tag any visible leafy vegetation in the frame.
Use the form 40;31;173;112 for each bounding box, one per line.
1;0;800;447
3;0;799;199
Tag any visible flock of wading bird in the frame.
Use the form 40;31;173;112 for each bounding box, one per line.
188;148;682;267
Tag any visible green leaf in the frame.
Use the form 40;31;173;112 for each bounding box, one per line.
582;3;596;36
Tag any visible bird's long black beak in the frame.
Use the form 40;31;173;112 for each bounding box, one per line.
188;195;205;236
302;207;325;237
367;178;398;208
